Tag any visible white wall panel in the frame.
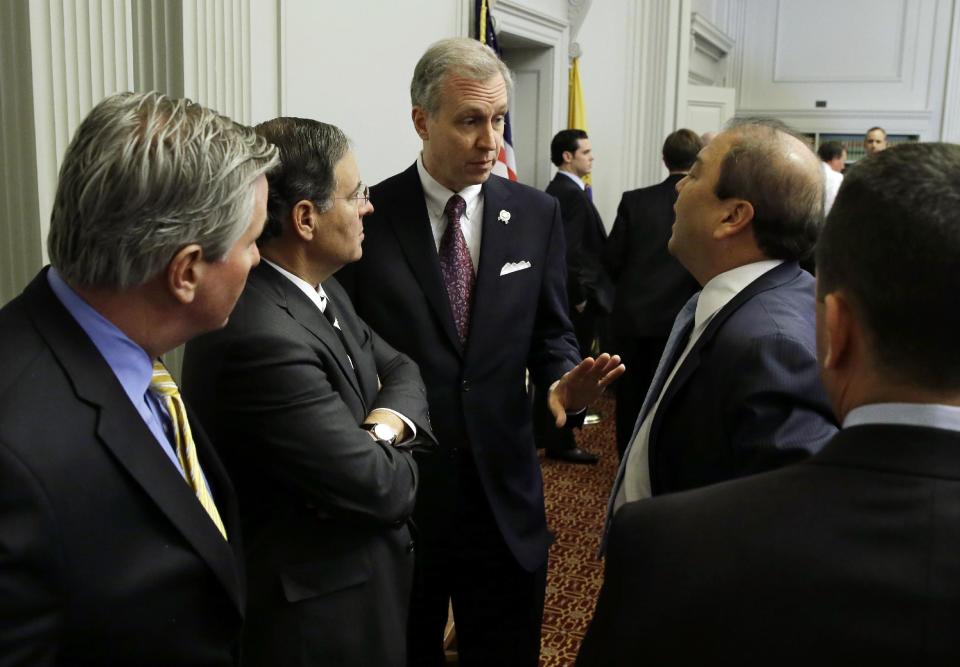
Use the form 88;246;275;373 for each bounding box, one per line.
281;0;464;187
773;0;906;82
736;0;953;139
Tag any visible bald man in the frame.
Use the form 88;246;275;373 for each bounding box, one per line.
601;119;837;549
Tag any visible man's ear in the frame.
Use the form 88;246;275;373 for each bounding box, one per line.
166;244;205;305
714;199;755;240
821;292;851;370
291;200;318;242
562;150;574;166
412;106;429;141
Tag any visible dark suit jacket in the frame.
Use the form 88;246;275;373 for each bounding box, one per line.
338;164;581;572
604;174;699;338
182;264;433;667
641;261;837;496
545;173;613;313
0;269;244;666
580;423;960;665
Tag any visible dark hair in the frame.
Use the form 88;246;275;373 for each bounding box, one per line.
818;141;845;162
254;117;349;244
662;129;702;171
865;126;887;138
816;142;960;390
550;129;588;166
714;118;822;261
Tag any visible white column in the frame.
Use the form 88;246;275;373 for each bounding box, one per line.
182;0;251;123
621;0;684;188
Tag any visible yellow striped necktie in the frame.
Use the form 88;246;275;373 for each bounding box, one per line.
150;360;228;540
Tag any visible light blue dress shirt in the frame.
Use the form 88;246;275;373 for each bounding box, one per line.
47;268;187;477
844;402;960;433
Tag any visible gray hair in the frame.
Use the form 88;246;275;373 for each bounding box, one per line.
48;91;278;289
253;117;350;244
411;37;513;115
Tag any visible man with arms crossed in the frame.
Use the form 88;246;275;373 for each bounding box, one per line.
0;91;276;665
183;118;434;667
339;38;623;666
579;140;960;665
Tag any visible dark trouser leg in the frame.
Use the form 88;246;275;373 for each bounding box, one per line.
614;335;669;459
450;456;546;667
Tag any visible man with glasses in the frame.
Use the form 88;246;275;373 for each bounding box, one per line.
183;117;435;667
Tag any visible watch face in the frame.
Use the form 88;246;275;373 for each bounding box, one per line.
371;423;398;444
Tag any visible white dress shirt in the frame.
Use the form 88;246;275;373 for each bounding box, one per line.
615;259;784;509
417;154;483;272
822;162;843;216
557;169;585;190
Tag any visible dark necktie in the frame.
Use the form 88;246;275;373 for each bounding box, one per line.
600;291;700;553
321;295;355;371
438;194;475;343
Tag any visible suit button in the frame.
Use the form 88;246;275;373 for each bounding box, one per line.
406;541;415;554
462;380;471;392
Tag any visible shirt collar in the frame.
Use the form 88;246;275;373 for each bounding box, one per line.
844;403;960;433
46;267;154;401
262;258;329;312
694;260;784;332
557;169;586;190
417;154;482;222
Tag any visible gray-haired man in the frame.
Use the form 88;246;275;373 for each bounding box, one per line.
0;91;276;665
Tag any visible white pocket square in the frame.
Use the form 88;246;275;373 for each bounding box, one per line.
500;260;531;276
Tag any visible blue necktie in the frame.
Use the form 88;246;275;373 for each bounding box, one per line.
600;291;700;553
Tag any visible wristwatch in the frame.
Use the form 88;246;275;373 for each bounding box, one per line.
361;422;399;446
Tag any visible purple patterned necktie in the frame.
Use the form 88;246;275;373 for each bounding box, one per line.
439;194;475;343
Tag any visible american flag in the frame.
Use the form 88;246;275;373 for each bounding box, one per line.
476;0;518;181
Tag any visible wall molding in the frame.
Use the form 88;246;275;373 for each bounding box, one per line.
494;0;569;137
941;0;960;140
691;12;733;62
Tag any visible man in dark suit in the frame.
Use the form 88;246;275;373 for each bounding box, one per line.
337;38;623;667
0;91;277;665
604;129;702;457
182;118;434;667
603;119;837;545
533;129;614;463
579;142;960;666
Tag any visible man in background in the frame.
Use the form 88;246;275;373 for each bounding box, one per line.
579;141;960;665
864;126;888;155
0;91;277;665
605;129;702;458
183;117;434;667
603;119;837;548
534;128;614;464
817;140;846;215
339;37;622;667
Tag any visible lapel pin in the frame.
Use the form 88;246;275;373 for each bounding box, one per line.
498;209;511;224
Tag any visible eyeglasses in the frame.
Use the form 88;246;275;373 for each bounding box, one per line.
336;184;370;209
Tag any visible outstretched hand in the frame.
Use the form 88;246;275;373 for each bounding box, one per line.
548;353;625;427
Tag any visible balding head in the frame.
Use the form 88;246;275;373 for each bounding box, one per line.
716;120;823;261
670;119;823;284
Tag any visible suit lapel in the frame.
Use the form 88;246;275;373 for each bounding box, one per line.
649;262;802;446
252;264;365;407
466;175;514;364
387;164;463;354
23;272;243;611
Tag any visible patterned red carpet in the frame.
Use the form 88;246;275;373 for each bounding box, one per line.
539;395;619;667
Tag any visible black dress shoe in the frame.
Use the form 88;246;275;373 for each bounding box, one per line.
546;447;600;464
